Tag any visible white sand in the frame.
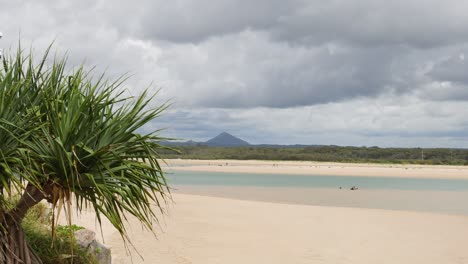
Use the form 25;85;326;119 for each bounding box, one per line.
65;193;468;264
58;160;468;263
164;159;468;179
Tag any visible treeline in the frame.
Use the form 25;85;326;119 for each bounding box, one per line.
158;145;468;165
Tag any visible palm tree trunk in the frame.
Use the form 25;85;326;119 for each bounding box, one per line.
0;221;42;264
0;183;51;264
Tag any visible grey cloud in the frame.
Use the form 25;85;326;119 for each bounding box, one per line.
152;96;468;147
104;0;468;49
104;0;296;43
428;53;468;84
364;130;468;139
2;0;468;147
155;108;257;141
2;0;466;110
272;0;468;48
416;82;468;102
416;49;468;101
157;36;410;108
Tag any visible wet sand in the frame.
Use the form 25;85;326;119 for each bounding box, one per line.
172;185;468;215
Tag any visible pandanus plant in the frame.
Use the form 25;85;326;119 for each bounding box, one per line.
0;46;170;263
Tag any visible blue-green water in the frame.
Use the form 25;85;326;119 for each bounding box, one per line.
167;170;468;191
168;170;468;215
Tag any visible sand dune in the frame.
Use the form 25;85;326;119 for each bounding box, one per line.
65;193;468;264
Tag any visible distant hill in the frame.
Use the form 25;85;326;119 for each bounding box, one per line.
205;132;250;147
160;132;250;147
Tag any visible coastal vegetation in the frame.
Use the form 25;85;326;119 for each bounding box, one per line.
0;46;169;263
160;145;468;165
21;202;97;264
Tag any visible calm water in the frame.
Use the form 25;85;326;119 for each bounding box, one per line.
167;170;468;191
167;170;468;215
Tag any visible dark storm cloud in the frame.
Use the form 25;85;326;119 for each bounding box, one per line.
271;0;468;48
115;0;468;48
98;0;468;108
3;0;468;109
134;0;296;43
102;0;296;42
417;48;468;101
196;45;400;108
2;0;468;146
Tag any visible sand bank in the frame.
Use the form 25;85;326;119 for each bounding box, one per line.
64;193;468;264
163;159;468;179
172;185;468;215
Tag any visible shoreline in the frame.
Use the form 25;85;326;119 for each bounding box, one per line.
59;161;468;263
64;193;468;264
162;159;468;179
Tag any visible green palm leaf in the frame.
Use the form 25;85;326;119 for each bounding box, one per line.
1;44;171;256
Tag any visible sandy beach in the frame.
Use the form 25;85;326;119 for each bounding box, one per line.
58;160;468;263
65;193;468;264
163;159;468;179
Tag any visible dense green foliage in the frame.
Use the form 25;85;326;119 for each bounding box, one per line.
0;45;169;263
21;202;96;264
160;145;468;165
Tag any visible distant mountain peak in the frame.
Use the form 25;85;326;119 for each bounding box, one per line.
206;132;250;147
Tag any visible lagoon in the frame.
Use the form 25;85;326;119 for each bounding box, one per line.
168;170;468;215
167;170;468;191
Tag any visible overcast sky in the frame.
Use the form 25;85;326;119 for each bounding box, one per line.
1;0;468;147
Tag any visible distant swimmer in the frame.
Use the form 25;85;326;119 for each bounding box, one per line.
350;186;358;190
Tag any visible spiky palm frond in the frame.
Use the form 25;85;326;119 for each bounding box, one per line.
1;45;170;245
0;47;47;205
30;59;169;244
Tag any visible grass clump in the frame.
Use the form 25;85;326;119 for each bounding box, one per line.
22;202;98;264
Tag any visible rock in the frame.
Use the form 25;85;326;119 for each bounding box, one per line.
75;229;112;264
88;240;112;264
74;229;96;248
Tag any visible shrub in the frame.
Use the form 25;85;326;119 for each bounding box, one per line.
21;202;98;264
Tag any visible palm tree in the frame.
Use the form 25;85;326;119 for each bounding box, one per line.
0;46;170;263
